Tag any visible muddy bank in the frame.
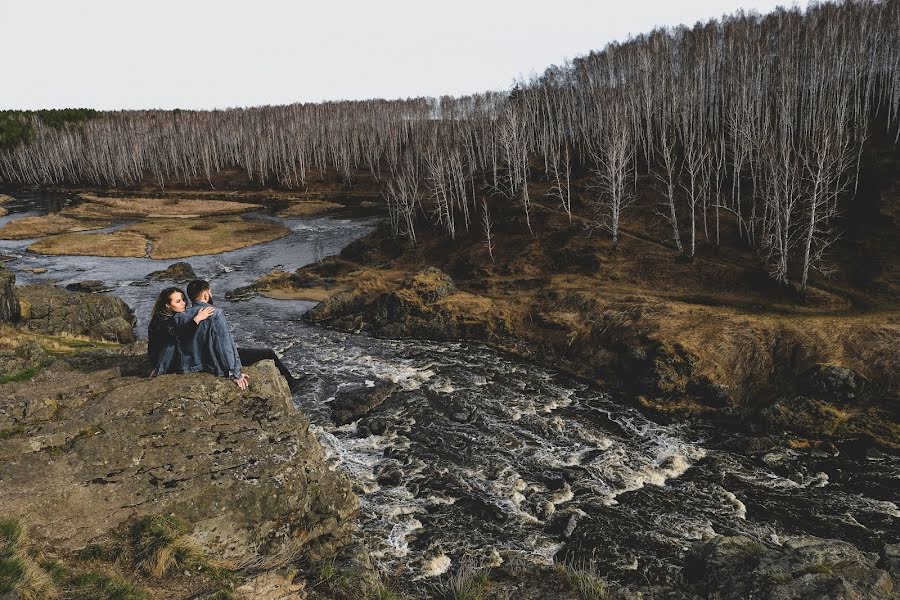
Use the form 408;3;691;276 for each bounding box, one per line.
253;219;899;452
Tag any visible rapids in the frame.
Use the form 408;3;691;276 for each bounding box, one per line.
1;190;896;586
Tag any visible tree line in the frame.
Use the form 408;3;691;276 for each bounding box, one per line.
1;0;897;288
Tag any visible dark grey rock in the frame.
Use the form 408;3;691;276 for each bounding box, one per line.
18;283;135;342
684;535;894;599
0;264;20;322
332;381;398;425
64;280;113;294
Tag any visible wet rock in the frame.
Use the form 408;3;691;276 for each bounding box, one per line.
0;358;358;566
332;381;398;425
683;535;894;599
147;261;197;282
0;264;20;322
0;253;17;262
65;279;113;294
882;544;900;579
18;283;135;342
375;464;403;487
799;364;861;403
225;284;257;302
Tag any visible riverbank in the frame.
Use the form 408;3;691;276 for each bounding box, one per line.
253;189;899;452
0;188;380;259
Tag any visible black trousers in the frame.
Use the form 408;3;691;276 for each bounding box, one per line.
237;347;295;383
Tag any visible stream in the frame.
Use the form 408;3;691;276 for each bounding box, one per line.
1;190;897;586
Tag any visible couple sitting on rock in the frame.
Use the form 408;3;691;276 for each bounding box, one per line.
148;280;306;391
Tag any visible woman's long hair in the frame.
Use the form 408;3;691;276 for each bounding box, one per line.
148;287;185;333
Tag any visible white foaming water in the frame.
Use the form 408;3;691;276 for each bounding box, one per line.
801;472;829;488
357;354;436;391
724;491;747;519
383;517;424;558
421;553;452;577
310;424;383;485
429;378;455;394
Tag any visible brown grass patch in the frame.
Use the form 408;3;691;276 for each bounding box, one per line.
0;207;6;217
28;231;148;257
0;214;111;240
277;200;343;217
261;285;344;301
64;194;263;219
0;194;12;204
131;217;290;259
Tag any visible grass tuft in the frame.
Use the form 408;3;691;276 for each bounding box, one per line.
0;518;57;599
433;559;491;600
129;515;205;579
71;570;151;600
555;558;610;600
0;367;42;385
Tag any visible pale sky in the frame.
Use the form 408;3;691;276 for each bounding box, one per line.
1;0;808;111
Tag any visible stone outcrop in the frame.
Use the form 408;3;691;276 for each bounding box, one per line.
0;354;358;568
147;261;198;283
683;535;895;599
64;279;115;294
17;283;135;342
0;264;20;322
305;266;514;344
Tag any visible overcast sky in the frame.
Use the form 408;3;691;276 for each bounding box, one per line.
2;0;808;111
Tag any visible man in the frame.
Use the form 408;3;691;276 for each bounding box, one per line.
183;279;305;391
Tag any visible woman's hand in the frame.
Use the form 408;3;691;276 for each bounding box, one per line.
232;373;250;390
193;306;216;324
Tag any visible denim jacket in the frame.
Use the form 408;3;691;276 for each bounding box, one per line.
148;314;198;376
179;301;242;378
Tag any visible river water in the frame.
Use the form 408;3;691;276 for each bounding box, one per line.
1;191;897;587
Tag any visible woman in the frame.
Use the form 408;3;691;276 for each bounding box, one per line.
148;286;215;376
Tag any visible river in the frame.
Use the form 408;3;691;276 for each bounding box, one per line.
1;190;897;587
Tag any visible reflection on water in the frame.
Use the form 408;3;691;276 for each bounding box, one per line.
1;195;897;585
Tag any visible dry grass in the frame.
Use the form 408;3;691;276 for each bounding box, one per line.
261;285;344;301
0;324;118;355
129;515;207;580
0;518;57;599
132;216;290;259
25;217;290;259
65;194;262;219
0;194;12;204
28;231;148;257
0;214;110;240
278;199;343;217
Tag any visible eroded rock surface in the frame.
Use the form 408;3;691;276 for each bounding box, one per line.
18;283;135;342
0;264;20;322
683;535;894;599
0;355;358;567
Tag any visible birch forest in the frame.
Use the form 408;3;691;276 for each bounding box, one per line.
1;0;898;287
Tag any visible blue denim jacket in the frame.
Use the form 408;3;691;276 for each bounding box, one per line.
178;301;242;378
148;314;198;376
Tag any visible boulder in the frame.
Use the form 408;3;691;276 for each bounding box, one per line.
684;535;894;599
64;279;114;294
17;283;135;342
0;264;20;322
147;261;197;283
799;364;861;403
332;380;398;425
0;357;358;567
